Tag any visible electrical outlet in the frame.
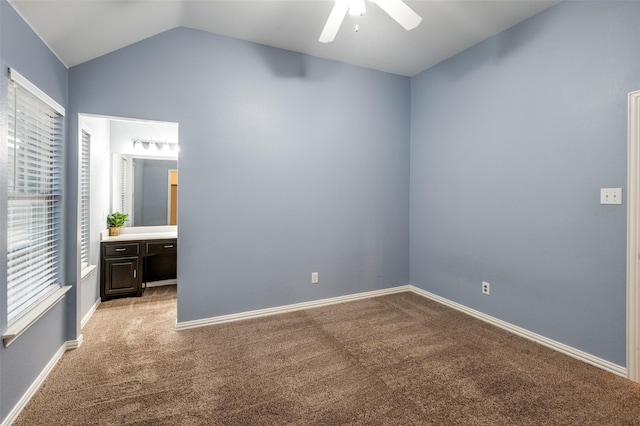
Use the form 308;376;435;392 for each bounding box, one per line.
482;281;490;295
312;272;319;284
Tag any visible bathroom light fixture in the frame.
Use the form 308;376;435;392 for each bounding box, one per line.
133;137;178;151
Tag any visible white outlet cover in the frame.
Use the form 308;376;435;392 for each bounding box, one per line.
600;188;622;205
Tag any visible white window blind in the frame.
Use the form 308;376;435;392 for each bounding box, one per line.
120;155;127;214
80;130;91;270
7;69;64;323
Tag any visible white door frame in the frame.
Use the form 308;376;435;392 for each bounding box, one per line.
627;90;640;382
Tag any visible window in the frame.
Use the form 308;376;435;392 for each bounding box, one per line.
80;130;90;271
7;69;64;323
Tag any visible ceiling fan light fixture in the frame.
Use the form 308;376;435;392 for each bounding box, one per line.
349;0;366;16
320;0;421;44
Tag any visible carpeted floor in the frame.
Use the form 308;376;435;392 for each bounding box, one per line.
14;285;640;425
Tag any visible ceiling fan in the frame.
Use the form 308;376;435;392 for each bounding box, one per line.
319;0;422;43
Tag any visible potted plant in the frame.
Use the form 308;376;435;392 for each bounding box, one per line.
107;212;129;236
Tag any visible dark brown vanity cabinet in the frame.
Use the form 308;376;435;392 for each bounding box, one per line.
100;238;177;301
101;242;141;301
144;241;177;283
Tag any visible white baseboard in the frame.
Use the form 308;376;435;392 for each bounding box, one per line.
175;285;411;331
407;285;627;378
81;298;100;329
145;279;177;288
1;343;66;426
66;335;84;350
176;283;626;378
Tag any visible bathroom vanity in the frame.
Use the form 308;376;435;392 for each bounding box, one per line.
100;227;177;301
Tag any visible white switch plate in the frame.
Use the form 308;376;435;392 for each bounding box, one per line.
600;188;622;205
311;272;318;284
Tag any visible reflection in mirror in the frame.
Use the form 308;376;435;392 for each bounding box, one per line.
169;169;178;225
113;155;178;227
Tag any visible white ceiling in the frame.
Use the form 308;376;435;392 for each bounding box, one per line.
8;0;559;77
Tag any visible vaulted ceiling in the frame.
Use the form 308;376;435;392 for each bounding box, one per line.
8;0;559;76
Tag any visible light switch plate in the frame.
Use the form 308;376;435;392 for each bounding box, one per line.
600;188;622;205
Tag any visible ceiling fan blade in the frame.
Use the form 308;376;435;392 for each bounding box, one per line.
375;0;422;31
319;0;350;43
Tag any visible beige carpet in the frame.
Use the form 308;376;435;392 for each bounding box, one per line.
15;285;640;425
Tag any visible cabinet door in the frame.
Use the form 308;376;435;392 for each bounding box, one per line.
104;256;140;297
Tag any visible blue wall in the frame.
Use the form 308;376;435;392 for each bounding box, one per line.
69;28;411;323
0;0;70;420
410;0;640;366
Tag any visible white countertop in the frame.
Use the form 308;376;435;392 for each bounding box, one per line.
100;226;177;242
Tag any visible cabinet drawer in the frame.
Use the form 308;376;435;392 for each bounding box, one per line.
146;240;177;254
104;243;139;257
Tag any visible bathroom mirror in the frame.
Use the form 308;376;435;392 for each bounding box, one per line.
109;118;179;227
113;155;178;227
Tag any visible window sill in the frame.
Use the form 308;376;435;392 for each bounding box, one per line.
81;264;97;280
3;285;71;347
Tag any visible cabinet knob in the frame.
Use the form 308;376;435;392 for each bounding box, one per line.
163;245;174;249
115;248;126;252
